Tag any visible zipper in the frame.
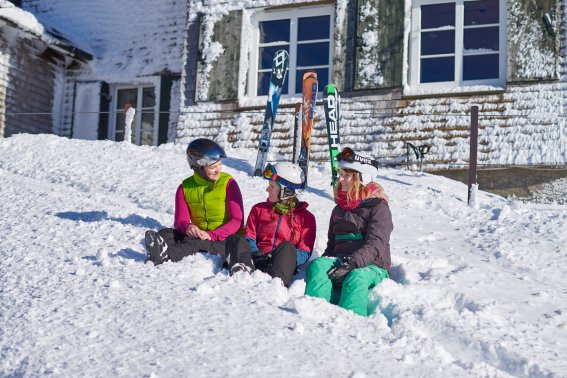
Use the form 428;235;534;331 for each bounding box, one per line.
272;214;283;251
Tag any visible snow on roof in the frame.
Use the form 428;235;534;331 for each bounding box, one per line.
20;0;188;82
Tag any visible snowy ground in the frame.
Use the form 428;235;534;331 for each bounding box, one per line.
1;134;566;377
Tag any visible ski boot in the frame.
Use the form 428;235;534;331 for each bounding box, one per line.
144;230;169;265
230;263;252;276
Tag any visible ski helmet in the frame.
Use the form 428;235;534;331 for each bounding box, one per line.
337;149;378;183
186;138;227;168
262;162;305;200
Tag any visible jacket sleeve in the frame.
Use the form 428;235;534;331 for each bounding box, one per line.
351;202;393;269
322;208;337;256
243;205;259;243
174;184;191;234
207;179;244;241
295;210;316;253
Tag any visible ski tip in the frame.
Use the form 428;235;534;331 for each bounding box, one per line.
303;71;318;80
324;83;338;95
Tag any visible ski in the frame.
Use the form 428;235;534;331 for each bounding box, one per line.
297;71;318;185
292;103;301;164
253;50;289;176
323;84;341;188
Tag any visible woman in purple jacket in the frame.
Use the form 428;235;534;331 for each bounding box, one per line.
226;162;316;287
305;147;392;316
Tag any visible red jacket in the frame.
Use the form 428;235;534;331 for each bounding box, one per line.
244;201;316;254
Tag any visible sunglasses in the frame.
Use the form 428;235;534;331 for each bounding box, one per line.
336;147;380;169
262;163;305;190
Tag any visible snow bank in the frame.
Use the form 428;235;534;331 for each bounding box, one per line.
0;134;565;377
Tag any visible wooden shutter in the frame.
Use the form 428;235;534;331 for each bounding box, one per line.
354;0;404;89
72;81;107;140
195;11;242;101
507;0;561;81
158;75;180;145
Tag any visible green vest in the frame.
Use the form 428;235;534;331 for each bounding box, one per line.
182;172;232;231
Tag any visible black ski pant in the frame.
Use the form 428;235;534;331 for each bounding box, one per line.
157;228;227;265
226;235;297;287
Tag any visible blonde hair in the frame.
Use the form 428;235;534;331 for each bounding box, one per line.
335;168;388;203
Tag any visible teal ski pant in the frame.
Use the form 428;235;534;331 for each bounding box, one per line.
305;257;389;317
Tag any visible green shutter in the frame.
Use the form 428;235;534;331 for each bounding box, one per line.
195;11;242;101
354;0;404;89
507;0;561;81
331;1;349;90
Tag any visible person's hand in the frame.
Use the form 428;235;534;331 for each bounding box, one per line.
199;231;211;241
251;251;272;271
327;257;357;288
186;224;203;239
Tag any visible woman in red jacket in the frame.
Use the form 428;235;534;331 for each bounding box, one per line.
226;162;316;287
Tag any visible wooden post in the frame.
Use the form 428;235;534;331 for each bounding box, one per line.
468;106;479;205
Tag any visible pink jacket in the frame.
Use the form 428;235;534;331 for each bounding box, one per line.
173;178;244;241
244;201;316;254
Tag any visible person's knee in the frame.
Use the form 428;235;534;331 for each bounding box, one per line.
306;258;332;279
342;269;370;288
226;234;243;243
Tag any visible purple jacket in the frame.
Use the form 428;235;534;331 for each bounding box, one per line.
323;198;393;272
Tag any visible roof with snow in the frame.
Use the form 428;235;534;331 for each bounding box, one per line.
0;0;92;61
17;0;188;81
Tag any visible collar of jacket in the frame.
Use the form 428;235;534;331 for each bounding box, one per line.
193;171;216;186
360;198;383;207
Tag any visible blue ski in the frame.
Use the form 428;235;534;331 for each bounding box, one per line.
253;50;289;176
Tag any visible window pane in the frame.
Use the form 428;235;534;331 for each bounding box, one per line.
463;54;499;80
115;113;125;141
465;0;499;26
116;89;137;111
421;57;454;83
141;113;154;131
259;19;290;44
141;130;154;146
297;42;329;67
259;46;290;70
464;27;499;52
257;72;289;96
298;15;330;41
421;3;455;29
142;87;155;107
421;30;455;55
295;68;327;94
115;131;125;142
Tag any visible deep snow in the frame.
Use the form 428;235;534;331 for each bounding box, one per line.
0;134;566;377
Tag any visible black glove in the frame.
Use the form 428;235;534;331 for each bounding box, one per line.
251;250;272;272
327;257;357;288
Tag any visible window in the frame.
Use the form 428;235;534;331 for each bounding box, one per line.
110;86;158;146
248;5;334;96
409;0;505;91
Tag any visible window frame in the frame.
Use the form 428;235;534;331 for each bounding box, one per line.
108;80;160;146
408;0;507;92
247;4;334;97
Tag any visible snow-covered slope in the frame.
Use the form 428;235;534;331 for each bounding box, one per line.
0;134;565;377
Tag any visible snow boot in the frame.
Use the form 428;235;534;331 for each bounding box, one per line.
230;263;252;276
145;230;169;265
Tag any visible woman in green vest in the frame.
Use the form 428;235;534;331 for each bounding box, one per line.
144;138;244;268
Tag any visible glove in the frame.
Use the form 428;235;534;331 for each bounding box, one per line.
251;250;272;272
327;257;357;288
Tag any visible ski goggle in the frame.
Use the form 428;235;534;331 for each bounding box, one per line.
336;147;379;169
262;163;305;190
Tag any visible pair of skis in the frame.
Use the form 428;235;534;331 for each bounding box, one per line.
297;77;342;188
253;50;341;189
